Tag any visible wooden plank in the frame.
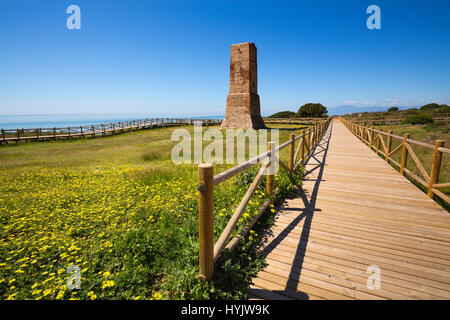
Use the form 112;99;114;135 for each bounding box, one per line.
272;215;450;259
265;241;450;294
266;224;450;270
248;285;294;300
265;255;448;299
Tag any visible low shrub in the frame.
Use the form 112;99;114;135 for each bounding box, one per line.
402;114;433;125
425;122;450;134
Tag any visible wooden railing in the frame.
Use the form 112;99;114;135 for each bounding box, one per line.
263;117;327;125
197;118;332;281
341;118;449;204
0;118;221;145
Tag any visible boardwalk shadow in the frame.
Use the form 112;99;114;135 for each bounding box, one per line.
254;122;333;300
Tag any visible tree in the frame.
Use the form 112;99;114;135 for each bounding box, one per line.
387;107;399;112
296;103;328;118
267;111;296;118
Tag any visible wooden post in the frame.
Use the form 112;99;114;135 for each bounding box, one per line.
91;125;95;138
1;129;5;144
53;127;56;139
375;132;381;156
314;126;317;146
313;126;317;146
68;127;71;139
386;130;393;164
266;142;275;196
300;130;305;164
198;163;214;282
428;140;444;198
400;133;410;175
289;134;295;172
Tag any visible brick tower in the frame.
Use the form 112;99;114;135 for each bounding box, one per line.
221;42;265;129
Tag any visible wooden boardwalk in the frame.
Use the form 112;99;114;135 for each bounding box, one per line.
0;118;220;144
249;119;450;300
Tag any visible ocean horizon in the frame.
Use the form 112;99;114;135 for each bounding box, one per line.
0;114;225;130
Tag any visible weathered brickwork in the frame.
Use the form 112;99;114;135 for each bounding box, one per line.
221;42;265;129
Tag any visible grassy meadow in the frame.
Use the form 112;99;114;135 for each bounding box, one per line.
373;122;449;208
0;124;308;300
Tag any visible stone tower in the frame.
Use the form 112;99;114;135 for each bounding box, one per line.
221;42;265;129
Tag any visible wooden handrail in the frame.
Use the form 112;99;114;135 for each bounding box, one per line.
263;117;326;124
197;118;332;281
341;118;449;204
212;150;271;186
212;125;320;186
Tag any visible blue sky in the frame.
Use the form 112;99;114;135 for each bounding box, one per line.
0;0;449;116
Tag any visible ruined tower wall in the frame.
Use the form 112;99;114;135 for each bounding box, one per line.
221;42;265;129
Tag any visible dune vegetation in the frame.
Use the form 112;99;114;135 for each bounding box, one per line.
0;124;308;300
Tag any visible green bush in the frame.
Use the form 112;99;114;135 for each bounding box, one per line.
404;108;419;115
435;106;450;114
234;165;265;190
420;103;447;111
402;113;434;125
388;107;399;112
267;111;296;118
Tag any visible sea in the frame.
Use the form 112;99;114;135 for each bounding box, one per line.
0;114;224;130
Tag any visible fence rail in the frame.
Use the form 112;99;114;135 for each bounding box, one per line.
0;118;222;145
263;117;327;125
197;118;332;281
341;118;449;204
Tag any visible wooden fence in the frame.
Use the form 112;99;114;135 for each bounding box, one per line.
341;118;449;204
0;118;221;145
343;113;449;126
263;117;327;125
196;118;332;281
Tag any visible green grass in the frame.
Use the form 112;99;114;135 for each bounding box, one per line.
0;124;308;300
